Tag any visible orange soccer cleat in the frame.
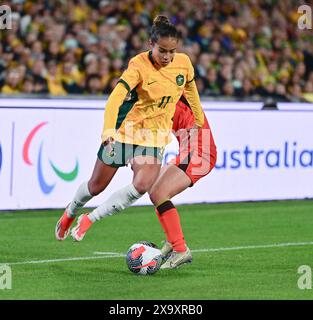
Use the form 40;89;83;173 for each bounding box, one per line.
55;209;75;241
70;214;93;242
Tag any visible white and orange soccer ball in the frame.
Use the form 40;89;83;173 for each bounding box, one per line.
126;241;162;275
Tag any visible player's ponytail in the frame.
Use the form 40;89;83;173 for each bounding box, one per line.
150;15;180;44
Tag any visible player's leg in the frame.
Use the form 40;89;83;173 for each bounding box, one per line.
150;135;217;268
55;158;118;240
132;155;162;194
149;164;192;257
150;163;192;204
87;155;161;220
87;145;162;222
72;158;119;214
56;140;122;241
71;179;144;241
72;155;161;241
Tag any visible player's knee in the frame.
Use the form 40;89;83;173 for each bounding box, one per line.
88;179;104;196
149;187;167;206
133;180;151;195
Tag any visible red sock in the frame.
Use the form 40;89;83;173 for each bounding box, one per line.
155;208;169;240
156;201;186;252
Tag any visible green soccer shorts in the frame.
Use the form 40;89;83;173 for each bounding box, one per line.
97;141;165;168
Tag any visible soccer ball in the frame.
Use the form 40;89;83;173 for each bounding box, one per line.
126;241;162;275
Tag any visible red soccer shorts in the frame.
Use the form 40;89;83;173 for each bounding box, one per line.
170;127;217;186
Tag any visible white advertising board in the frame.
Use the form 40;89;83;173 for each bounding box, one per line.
0;100;312;210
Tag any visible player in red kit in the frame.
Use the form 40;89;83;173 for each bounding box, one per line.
149;95;217;269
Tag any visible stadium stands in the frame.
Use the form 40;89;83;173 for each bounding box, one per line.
0;0;312;102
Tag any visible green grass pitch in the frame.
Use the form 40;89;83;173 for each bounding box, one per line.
0;200;313;300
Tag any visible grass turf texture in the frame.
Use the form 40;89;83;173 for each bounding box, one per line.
0;200;313;300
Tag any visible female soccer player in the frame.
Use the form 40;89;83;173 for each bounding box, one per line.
55;16;205;241
149;96;217;269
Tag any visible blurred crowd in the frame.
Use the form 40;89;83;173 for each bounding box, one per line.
1;0;313;102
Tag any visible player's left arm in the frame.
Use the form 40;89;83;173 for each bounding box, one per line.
183;56;204;128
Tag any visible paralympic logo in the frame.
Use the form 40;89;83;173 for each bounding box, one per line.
22;122;79;194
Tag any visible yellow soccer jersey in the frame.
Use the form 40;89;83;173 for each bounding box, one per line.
102;50;204;147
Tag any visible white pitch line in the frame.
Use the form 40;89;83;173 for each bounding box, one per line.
4;254;125;266
191;241;313;253
93;251;123;255
3;241;313;266
93;251;122;255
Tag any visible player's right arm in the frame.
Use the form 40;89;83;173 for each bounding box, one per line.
101;58;142;142
102;83;129;142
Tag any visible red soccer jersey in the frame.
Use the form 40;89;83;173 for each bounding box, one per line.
171;96;217;185
172;96;216;151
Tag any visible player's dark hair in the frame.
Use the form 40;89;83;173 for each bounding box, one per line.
150;15;180;44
